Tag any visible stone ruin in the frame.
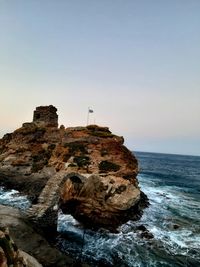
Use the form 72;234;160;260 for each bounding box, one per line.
32;105;58;128
22;105;58;128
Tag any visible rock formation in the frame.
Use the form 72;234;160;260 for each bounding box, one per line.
0;204;82;267
0;225;42;267
0;105;148;231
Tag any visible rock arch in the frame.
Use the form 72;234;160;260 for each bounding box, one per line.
27;171;87;231
59;172;86;187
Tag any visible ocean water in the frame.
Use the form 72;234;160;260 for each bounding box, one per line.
0;187;31;210
57;152;200;266
0;152;200;266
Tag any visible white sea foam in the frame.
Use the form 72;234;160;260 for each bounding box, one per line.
56;173;200;265
57;210;84;236
0;187;30;210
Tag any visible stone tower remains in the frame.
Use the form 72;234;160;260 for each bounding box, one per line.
33;105;58;128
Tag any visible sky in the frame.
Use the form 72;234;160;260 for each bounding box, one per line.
0;0;200;156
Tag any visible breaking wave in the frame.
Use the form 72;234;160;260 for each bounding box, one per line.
0;187;31;210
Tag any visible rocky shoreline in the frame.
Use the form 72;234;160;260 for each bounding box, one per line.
0;105;149;266
0;204;89;267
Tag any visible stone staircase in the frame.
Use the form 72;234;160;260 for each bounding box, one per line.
26;170;88;230
27;171;67;221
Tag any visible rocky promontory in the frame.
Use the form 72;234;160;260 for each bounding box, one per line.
0;105;148;231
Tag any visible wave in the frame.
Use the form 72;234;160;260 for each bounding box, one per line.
0;186;31;210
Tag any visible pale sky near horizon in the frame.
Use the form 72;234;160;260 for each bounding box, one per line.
0;0;200;156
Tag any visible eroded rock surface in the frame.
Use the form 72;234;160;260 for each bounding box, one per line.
0;205;74;267
0;106;148;230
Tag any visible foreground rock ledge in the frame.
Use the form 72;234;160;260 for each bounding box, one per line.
0;105;148;231
0;205;85;267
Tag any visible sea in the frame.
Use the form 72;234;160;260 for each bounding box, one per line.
0;151;200;267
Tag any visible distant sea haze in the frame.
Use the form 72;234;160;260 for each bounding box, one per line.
0;151;200;266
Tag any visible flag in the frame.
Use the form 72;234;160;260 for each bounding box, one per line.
89;108;94;113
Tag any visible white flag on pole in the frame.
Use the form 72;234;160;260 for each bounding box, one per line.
87;107;94;125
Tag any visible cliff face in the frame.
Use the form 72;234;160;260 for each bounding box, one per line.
0;106;147;230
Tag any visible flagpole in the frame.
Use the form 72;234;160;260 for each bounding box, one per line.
87;107;94;125
87;107;89;125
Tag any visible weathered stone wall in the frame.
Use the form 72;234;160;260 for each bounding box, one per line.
33;105;58;127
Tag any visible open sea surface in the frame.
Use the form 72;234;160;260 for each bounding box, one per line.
1;151;200;266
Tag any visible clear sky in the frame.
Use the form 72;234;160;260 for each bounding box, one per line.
0;0;200;156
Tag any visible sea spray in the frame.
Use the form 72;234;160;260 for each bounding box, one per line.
0;187;31;210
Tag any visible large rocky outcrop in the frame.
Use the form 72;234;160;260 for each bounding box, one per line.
0;105;148;230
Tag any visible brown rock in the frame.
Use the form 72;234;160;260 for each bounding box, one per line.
0;205;76;267
0;225;42;267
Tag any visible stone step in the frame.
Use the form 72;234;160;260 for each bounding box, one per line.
26;172;67;222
